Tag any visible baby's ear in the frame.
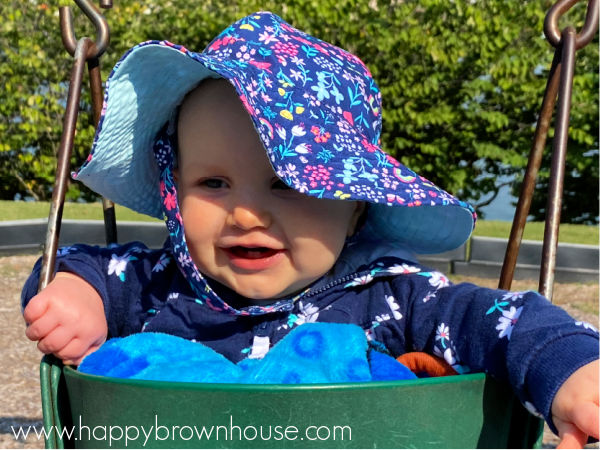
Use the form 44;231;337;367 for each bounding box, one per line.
348;202;367;237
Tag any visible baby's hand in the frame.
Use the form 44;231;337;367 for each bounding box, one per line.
551;359;599;449
23;272;107;365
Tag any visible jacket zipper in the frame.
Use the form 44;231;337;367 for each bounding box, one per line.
303;273;360;298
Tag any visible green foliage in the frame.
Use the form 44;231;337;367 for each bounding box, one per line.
1;0;598;223
1;0;98;201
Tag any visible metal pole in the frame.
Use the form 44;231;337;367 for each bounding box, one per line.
539;28;576;300
38;39;92;291
498;52;561;290
88;57;118;244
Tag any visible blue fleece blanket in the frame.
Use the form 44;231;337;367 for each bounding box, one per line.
78;323;416;383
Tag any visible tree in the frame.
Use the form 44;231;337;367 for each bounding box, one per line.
1;0;597;223
516;31;599;224
1;0;114;201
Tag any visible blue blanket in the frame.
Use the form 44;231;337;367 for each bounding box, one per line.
78;323;417;383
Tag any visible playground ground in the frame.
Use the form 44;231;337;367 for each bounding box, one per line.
1;254;598;449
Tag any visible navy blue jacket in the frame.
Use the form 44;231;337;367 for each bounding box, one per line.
22;240;599;431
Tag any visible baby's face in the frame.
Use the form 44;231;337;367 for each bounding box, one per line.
176;79;364;301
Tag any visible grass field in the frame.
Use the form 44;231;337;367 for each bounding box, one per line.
1;200;160;222
1;200;598;245
471;219;599;245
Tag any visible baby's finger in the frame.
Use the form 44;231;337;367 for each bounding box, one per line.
25;313;59;341
570;401;600;439
557;432;587;449
61;359;78;366
23;294;49;325
61;339;103;366
555;419;587;449
54;338;87;365
37;327;75;355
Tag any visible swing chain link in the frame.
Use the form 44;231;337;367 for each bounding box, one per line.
544;0;599;49
60;0;112;59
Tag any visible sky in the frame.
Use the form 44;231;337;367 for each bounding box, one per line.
478;184;517;222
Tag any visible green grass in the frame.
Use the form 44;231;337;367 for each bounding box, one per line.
1;200;598;245
1;200;160;222
473;220;598;245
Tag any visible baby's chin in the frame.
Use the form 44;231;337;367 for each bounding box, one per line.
195;260;326;304
231;283;308;304
219;275;318;304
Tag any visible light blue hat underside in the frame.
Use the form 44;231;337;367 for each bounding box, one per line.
76;45;221;219
364;203;473;254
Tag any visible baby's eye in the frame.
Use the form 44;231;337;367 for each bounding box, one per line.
272;179;292;190
200;178;228;189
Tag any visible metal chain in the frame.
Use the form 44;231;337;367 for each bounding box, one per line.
499;0;599;300
39;0;114;290
38;5;115;447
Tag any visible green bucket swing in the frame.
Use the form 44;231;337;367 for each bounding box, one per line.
36;0;598;447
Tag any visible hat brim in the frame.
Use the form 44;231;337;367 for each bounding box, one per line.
75;43;220;219
75;41;475;254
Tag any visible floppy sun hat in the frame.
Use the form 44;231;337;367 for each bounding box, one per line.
75;11;476;258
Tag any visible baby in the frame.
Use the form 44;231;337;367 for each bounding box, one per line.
22;12;598;447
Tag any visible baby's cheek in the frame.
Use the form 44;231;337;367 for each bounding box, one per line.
292;237;341;277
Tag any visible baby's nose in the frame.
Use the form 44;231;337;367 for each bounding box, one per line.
229;205;273;230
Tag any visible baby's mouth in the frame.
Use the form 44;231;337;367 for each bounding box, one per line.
221;245;286;271
225;246;281;260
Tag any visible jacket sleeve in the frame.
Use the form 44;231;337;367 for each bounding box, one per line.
21;241;164;337
381;269;599;433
